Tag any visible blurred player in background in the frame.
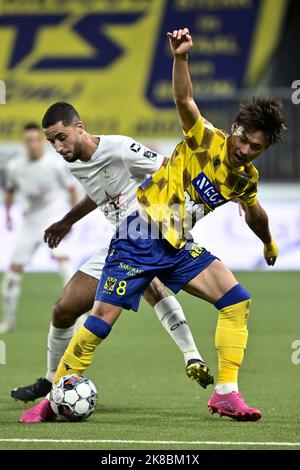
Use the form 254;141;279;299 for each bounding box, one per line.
0;123;78;333
20;28;287;424
11;102;213;406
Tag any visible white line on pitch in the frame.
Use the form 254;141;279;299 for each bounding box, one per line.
0;439;300;446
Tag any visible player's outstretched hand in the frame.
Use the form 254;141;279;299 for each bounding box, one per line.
264;238;278;266
167;28;193;56
44;219;72;248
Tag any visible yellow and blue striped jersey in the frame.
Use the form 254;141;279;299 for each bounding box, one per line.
137;115;259;249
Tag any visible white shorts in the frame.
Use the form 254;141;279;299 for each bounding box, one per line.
78;247;109;280
11;215;70;266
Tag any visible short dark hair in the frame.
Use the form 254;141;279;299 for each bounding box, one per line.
42;102;80;128
235;97;287;146
23;122;41;132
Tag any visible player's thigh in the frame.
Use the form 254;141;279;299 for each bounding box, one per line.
57;248;108;316
54;270;98;318
143;277;169;307
182;259;239;304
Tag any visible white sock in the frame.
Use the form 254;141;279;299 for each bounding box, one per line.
154;296;203;365
45;323;75;383
0;271;22;327
58;260;74;286
215;383;239;394
74;313;89;332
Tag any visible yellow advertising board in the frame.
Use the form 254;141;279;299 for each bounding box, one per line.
0;0;287;140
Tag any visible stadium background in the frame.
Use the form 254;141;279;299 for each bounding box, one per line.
0;0;300;451
1;0;300;272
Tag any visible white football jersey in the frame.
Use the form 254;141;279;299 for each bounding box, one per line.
67;135;165;226
5;152;75;216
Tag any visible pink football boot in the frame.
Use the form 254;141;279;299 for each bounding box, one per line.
208;390;262;422
19;398;56;424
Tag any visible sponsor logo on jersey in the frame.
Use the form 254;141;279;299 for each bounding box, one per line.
130;142;141;153
192;172;226;209
104;276;117;291
102;168;114;182
143;149;157;161
189;243;204;259
101;191;127;221
119;262;144;276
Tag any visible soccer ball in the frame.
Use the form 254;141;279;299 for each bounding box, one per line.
49;374;98;421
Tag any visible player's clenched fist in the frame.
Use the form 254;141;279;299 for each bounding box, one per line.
264;238;278;266
167;28;193;56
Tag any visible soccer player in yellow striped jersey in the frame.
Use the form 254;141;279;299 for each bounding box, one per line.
21;28;287;424
137;114;260;249
137;34;285;250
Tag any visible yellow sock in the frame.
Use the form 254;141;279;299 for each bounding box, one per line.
215;299;250;384
54;325;102;384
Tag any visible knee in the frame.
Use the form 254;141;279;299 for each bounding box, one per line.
52;299;75;328
215;284;251;310
91;301;122;327
10;264;23;274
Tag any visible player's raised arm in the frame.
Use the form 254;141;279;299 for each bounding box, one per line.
168;28;200;133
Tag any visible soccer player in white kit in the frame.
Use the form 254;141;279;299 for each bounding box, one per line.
12;103;213;407
0;123;78;334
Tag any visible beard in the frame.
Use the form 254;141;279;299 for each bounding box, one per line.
64;139;83;162
63;153;78;163
73;139;83;159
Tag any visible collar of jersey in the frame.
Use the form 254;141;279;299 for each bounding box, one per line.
89;135;102;161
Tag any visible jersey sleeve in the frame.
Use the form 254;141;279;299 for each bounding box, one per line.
238;182;258;207
121;137;165;178
183;115;223;152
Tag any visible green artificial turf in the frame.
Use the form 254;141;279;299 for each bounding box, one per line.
0;272;299;450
